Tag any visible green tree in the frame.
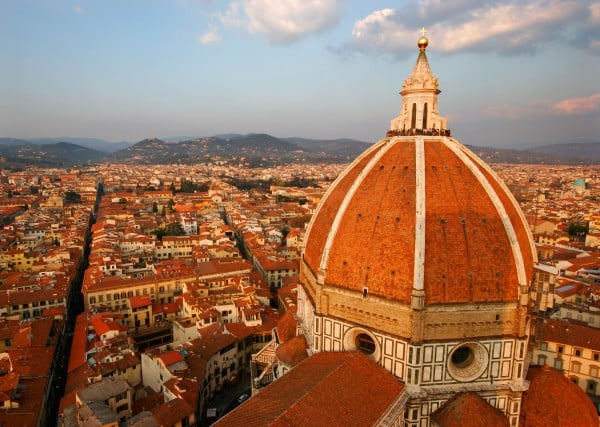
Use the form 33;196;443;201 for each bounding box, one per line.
180;180;197;193
64;190;82;204
568;223;588;237
166;199;175;212
152;222;186;242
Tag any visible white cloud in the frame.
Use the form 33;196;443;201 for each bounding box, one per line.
197;30;221;45
553;93;600;115
482;94;600;119
346;0;597;56
590;2;600;24
216;0;342;44
74;5;84;15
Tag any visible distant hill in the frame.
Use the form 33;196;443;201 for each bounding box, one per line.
526;142;600;162
283;137;372;155
0;135;598;168
108;134;367;166
7;137;133;153
468;141;600;165
0;140;106;168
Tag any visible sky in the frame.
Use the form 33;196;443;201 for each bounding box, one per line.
1;0;599;149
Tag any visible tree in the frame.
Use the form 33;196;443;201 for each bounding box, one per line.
151;222;186;242
64;190;82;204
166;199;175;212
568;223;588;237
180;180;197;193
165;222;186;236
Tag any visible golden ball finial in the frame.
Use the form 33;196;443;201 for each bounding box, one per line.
418;27;428;50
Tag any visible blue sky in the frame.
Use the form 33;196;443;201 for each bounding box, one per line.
1;0;599;148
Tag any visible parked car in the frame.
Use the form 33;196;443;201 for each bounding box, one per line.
237;393;249;403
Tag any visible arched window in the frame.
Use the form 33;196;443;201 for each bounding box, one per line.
411;103;417;129
422;103;428;129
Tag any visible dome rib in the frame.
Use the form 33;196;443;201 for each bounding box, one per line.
319;138;397;272
440;137;527;287
413;136;426;292
457;143;538;270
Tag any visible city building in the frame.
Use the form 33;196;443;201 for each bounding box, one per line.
216;33;597;427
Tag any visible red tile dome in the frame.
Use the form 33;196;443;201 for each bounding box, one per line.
520;365;598;426
302;136;536;305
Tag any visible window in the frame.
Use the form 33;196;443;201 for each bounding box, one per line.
355;333;376;355
590;366;599;377
537;355;547;366
557;346;564;354
594;353;600;362
452;347;474;368
575;348;582;357
540;342;548;351
571;361;581;373
555;358;563;370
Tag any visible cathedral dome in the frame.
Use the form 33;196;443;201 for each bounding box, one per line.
302;136;536;305
301;36;536;308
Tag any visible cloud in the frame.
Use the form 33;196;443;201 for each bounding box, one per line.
214;0;342;44
74;5;84;15
197;30;221;45
344;0;599;57
482;94;600;119
553;93;600;115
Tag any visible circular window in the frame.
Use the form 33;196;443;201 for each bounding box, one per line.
451;346;474;368
447;342;488;382
343;328;380;361
355;333;376;355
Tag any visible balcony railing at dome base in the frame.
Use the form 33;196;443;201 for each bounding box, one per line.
386;128;451;137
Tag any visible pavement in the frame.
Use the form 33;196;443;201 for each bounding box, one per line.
203;373;251;426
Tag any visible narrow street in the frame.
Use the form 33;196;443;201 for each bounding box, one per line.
202;374;251;426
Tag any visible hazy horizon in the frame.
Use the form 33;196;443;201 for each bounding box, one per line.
2;1;599;148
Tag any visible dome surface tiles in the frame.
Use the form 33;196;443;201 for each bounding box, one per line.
303;136;535;305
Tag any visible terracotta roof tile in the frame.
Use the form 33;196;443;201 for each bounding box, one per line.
431;392;509;427
537;318;600;351
520;365;598;426
214;352;404;427
275;335;308;367
303;138;535;305
275;307;298;343
157;350;184;367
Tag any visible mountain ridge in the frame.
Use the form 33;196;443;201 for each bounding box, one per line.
0;136;599;168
